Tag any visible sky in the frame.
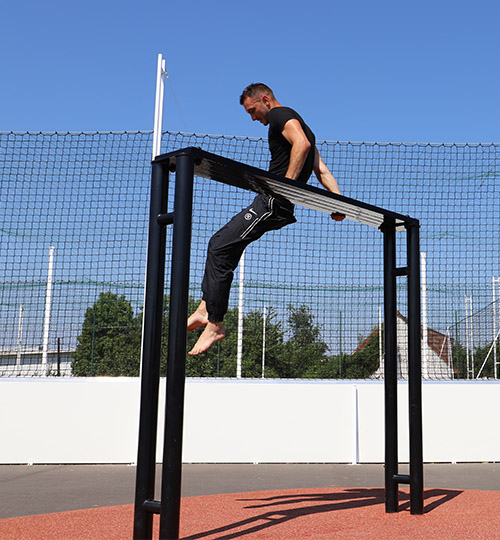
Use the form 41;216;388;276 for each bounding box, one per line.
1;0;499;144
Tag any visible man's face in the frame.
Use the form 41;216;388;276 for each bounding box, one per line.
242;94;270;125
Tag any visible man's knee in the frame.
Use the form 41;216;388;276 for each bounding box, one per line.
207;233;219;253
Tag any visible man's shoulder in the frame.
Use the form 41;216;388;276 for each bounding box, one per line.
268;106;300;127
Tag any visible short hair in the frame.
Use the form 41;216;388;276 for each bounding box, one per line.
239;83;275;105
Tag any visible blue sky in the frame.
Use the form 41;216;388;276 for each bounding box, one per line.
1;0;499;143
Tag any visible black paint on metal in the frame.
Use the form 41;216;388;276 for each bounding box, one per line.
133;148;425;539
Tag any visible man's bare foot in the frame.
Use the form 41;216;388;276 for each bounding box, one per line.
188;322;226;356
187;301;209;331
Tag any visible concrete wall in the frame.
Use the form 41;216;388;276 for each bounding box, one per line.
1;378;499;464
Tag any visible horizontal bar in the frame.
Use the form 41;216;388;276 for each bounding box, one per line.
394;267;408;277
157;212;174;226
142;499;161;514
154;147;417;231
393;474;411;485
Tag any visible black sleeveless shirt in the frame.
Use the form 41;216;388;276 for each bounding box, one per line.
267;107;316;183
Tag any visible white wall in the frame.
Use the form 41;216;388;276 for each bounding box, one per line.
1;378;140;464
1;378;499;464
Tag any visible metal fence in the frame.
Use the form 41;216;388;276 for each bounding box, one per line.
1;131;498;378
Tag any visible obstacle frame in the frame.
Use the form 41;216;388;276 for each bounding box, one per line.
133;146;424;540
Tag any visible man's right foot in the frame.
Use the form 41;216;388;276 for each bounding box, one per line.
188;322;226;355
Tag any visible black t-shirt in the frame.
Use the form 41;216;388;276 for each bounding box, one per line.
267;107;316;183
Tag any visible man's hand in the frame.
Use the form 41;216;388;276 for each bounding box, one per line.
331;212;346;221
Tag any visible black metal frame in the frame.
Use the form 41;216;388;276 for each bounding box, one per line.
133;147;424;540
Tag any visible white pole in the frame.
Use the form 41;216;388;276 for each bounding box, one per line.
476;327;500;379
17;304;24;366
465;296;470;380
152;53;166;160
493;276;499;380
262;305;267;379
42;246;55;375
470;296;475;378
497;277;500;378
421;252;429;379
446;327;454;378
378;305;383;370
236;250;245;378
140;54;166;379
465;295;475;379
351;384;359;465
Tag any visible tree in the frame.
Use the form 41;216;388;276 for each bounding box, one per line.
453;340;497;379
72;292;141;376
341;329;380;379
240;308;285;378
304;353;340;379
73;293;342;380
184;305;286;378
184;304;240;377
282;304;329;378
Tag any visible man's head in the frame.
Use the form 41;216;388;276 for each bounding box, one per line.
239;83;278;125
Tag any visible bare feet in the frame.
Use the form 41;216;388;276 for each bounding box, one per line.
188;322;226;356
187;301;209;331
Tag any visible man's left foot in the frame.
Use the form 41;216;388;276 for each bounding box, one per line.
187;301;209;331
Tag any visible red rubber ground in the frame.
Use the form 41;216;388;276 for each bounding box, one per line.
1;487;498;539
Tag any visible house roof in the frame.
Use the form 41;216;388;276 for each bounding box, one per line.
353;312;457;372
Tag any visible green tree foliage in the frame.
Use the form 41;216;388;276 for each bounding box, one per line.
282;305;329;378
473;342;494;378
73;293;381;380
185;306;286;378
341;329;380;379
240;308;285;378
184;304;239;378
453;340;497;379
72;292;141;376
452;342;468;379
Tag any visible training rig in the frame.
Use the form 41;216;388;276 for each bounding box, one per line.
133;147;424;540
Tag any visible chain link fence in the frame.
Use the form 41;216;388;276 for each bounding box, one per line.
1;131;498;378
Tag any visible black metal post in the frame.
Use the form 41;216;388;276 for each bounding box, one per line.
382;220;399;513
407;221;424;514
133;161;169;540
159;155;195;540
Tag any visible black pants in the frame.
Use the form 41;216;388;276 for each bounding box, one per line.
201;194;296;322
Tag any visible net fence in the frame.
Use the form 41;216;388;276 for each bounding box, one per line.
1;131;498;378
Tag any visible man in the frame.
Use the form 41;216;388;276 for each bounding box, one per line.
187;83;344;356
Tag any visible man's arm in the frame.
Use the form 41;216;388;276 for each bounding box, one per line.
313;147;341;194
281;120;341;195
282;119;344;221
281;119;312;180
313;147;345;221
